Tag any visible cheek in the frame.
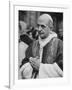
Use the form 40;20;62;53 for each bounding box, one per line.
44;29;49;35
40;31;48;39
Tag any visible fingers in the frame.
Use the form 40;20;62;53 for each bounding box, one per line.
29;58;36;67
29;59;35;67
29;57;36;66
29;57;40;71
30;60;39;70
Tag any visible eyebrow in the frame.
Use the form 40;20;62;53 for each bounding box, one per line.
37;24;47;27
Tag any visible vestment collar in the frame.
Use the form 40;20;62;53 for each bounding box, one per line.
39;31;57;48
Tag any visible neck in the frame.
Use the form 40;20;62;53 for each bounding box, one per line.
39;31;57;47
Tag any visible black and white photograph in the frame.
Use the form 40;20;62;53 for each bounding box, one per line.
18;10;63;79
8;0;71;89
0;0;72;89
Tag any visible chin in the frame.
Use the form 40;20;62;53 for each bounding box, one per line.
40;33;48;39
40;35;46;39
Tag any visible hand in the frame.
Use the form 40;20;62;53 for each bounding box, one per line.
29;57;40;71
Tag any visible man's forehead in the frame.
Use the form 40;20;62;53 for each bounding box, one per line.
37;14;53;24
37;17;48;25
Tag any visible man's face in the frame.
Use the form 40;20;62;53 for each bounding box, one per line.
37;17;50;39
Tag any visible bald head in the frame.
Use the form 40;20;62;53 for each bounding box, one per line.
38;14;53;26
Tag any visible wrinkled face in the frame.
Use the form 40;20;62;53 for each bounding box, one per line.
37;16;50;39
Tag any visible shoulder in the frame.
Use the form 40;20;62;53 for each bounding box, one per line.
52;38;63;53
55;38;63;47
51;37;63;46
45;37;63;50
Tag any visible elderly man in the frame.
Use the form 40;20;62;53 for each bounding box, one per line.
20;14;63;78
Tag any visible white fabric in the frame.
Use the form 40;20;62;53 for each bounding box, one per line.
20;62;33;79
39;46;43;62
39;31;57;47
19;41;28;66
38;63;63;78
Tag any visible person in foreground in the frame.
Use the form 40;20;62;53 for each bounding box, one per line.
20;14;63;79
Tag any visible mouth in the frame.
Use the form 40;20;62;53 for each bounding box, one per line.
39;31;44;35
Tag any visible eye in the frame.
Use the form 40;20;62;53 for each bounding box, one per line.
41;25;46;28
37;24;47;29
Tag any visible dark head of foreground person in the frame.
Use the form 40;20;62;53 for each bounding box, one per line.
20;14;63;79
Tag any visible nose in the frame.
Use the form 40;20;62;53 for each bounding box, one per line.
38;26;42;31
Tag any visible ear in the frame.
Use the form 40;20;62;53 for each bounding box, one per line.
49;20;53;31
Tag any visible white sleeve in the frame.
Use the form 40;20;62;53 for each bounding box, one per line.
20;63;33;79
19;42;28;66
39;63;63;78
